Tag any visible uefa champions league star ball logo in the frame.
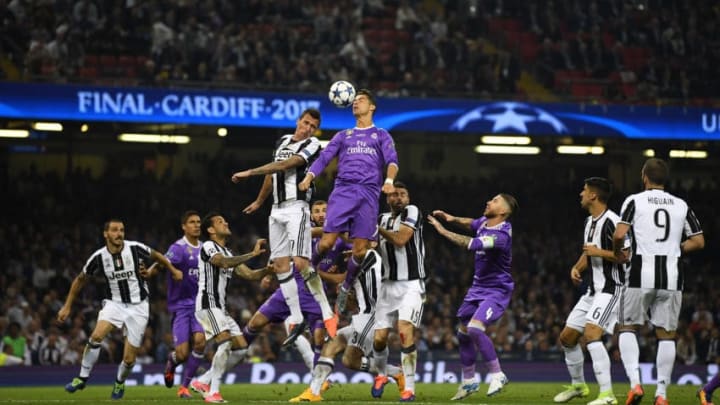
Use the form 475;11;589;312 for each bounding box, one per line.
451;102;568;134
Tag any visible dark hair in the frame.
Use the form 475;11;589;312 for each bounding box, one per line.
300;108;321;126
311;200;327;208
356;88;376;108
500;193;519;219
103;218;123;231
201;211;221;239
393;181;408;191
181;210;200;225
584;177;612;203
642;158;669;186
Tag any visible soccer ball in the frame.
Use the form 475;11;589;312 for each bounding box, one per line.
328;81;356;108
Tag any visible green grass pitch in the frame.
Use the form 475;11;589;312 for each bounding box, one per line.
0;383;706;404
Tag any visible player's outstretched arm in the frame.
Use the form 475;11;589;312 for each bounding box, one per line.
210;239;267;268
57;272;88;322
151;249;183;281
232;155;306;182
234;263;271;280
431;210;473;231
426;214;472;247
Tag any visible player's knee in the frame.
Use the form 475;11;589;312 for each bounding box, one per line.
559;328;579;348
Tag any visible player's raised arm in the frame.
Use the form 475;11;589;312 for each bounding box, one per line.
150;248;183;281
431;210;474;231
426;214;472;247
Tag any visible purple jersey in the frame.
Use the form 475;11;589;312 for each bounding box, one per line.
313;236;351;273
308;126;398;190
463;217;514;304
165;237;201;312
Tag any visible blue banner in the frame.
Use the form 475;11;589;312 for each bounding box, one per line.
0;82;718;140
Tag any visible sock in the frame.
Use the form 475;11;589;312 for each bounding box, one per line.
209;341;230;395
182;351;204;388
225;348;247;371
656;340;676;398
293;334;314;371
300;265;334;320
277;270;303;324
313;347;321;367
116;361;134;383
342;256;360;290
373;345;388;376
310;243;323;268
587;341;612;393
704;373;720;395
401;345;417;392
198;365;211;385
310;356;334;396
360;356;370;372
457;330;477;383
386;364;402;377
619;331;641;386
169;351;178;367
467;326;500;372
79;339;102;379
242;325;258;346
563;344;585;385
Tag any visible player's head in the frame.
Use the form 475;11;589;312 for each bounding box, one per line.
352;88;376;117
311;200;328;226
295;108;321;139
484;194;518;220
387;181;410;213
181;210;201;239
581;177;612;209
103;218;125;248
201;212;230;240
641;158;669;187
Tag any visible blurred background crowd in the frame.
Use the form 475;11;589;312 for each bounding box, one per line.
0;155;717;367
1;0;718;103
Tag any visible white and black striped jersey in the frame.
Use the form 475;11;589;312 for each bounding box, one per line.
354;250;382;314
272;134;321;204
82;240;151;304
378;204;426;281
620;189;703;291
583;209;627;295
197;240;234;311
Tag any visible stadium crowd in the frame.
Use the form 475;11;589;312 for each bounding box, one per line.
2;0;717;102
1;155;717;369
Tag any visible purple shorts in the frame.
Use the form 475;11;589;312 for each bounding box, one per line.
324;185;380;240
259;290;324;334
172;306;204;346
456;297;507;326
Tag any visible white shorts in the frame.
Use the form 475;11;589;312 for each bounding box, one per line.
565;289;621;335
269;201;312;260
97;299;149;348
195;308;242;340
374;279;425;329
620;287;682;331
338;313;376;354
